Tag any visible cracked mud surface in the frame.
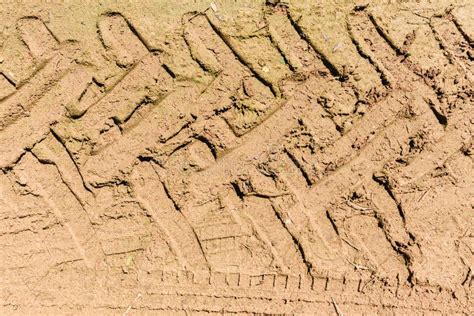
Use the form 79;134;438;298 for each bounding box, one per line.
0;0;473;314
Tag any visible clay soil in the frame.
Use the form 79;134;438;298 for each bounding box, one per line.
0;0;472;314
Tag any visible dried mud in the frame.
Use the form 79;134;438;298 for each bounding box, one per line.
0;0;473;314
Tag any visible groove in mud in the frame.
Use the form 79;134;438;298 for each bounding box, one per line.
286;12;341;78
429;19;456;64
451;15;474;47
29;147;85;207
284;148;313;187
264;18;297;72
368;13;405;56
372;173;407;225
162;63;177;78
50;128;93;193
194;135;218;160
0;72;17;88
115;96;154;129
205;15;280;97
102;11;155;52
270;203;314;276
161;179;181;212
427;102;448;127
346;18;391;86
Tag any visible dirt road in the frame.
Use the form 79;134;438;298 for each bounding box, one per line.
0;0;472;314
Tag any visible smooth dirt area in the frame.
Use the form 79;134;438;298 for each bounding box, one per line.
0;0;472;314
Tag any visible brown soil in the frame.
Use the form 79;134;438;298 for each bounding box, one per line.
0;0;473;314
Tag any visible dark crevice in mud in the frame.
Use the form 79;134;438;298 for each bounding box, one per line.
50;128;94;194
161;179;181;212
188;225;211;270
76;82;94;105
102;11;156;52
429;19;456;65
427;102;448;127
334;123;345;134
158;118;195;145
212;103;231;116
346;19;391;87
166;140;194;160
18;16;60;42
268;33;297;72
4;149;31;169
157;163;210;269
451;16;474;48
271;203;314;276
354;4;369;11
372;174;407;225
461;266;472;287
205;14;280;97
0;72;17;88
91;76;105;88
221;116;240;138
368;13;406;56
230;181;245;200
114;96;153;131
372;207;416;285
28;147;53;165
326;210;340;235
89;178;130;189
195;135;217;159
162;64;176;79
137;155;154;162
284;148;313;187
192;52;214;74
96;19;108;50
182;24;217;75
286;12;342;79
29;148;88;209
263;15;297;72
380;220;415;284
0;134;48;172
265;0;289;9
372;174;416;285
